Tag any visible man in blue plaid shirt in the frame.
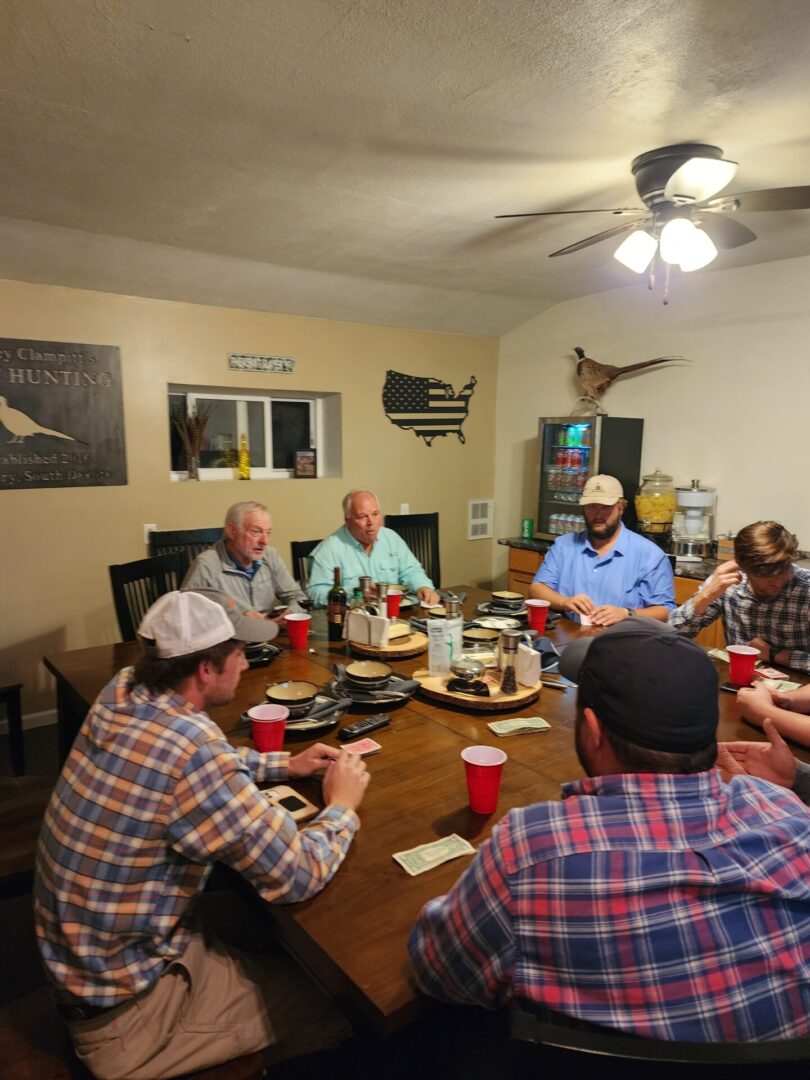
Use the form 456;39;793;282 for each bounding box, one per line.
35;590;370;1079
669;520;810;673
409;618;810;1042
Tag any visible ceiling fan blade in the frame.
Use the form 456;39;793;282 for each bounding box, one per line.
697;212;757;249
706;186;810;212
549;219;648;257
495;207;644;219
663;156;737;204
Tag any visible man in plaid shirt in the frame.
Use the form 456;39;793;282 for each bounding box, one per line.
669;520;810;673
35;590;370;1079
408;618;810;1042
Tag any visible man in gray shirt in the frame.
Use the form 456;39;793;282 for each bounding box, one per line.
183;502;307;632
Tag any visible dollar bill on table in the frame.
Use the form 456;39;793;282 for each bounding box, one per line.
708;648;729;662
778;681;802;692
487;716;551;737
392;834;475;876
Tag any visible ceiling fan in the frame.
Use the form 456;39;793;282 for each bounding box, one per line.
496;143;810;277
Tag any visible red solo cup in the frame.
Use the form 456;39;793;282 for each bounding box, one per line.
727;645;760;686
526;598;550;634
461;745;507;814
284;613;311;650
248;704;288;751
386;589;403;619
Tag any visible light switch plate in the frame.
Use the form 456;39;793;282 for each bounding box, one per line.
143;523;157;543
399;503;410;514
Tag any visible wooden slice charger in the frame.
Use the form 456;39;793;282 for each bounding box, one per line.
412;669;542;711
349;629;428;659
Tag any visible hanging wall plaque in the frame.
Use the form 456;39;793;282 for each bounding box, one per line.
0;337;127;490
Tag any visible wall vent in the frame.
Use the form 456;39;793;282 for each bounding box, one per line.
467;499;494;540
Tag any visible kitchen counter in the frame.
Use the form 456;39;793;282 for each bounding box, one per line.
498;536;719;582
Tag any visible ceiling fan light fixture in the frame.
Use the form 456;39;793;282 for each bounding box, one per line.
677;226;718;272
659;217;698;264
613;229;657;273
663;156;738;204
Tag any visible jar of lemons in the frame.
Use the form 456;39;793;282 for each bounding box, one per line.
635;469;675;535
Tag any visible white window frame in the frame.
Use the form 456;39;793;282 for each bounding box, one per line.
169;389;321;482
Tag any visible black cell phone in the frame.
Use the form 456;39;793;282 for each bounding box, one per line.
278;794;307;812
720;681;743;693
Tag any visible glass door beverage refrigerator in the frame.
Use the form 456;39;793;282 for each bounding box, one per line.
535;416;643;540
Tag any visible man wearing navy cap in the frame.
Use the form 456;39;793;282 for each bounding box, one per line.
409;618;810;1042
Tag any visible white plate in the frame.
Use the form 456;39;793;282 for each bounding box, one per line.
475;616;521;630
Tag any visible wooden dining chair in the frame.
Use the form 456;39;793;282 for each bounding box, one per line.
148;527;222;573
383;512;440;588
290;539;322;588
109;552;188;641
509;1004;810;1076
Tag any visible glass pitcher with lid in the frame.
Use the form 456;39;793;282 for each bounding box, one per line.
634;468;675;535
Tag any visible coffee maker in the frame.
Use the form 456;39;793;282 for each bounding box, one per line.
671;480;716;558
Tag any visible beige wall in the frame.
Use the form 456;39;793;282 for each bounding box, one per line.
0;279;497;715
493;254;810;588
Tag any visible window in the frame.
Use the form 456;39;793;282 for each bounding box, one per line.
168;385;342;480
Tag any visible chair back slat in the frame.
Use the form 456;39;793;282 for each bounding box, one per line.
290;539;322;588
383;513;440;589
109;552;187;641
148;528;222;573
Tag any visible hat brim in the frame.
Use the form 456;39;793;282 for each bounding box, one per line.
579;495;621;506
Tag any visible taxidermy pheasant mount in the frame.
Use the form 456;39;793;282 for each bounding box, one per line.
572;347;687;414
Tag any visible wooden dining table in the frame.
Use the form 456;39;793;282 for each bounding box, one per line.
41;588;810;1035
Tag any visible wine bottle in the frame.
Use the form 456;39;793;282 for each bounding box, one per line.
327;567;347;642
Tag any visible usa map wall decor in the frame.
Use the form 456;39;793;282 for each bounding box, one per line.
382;370;477;446
0;337;127;490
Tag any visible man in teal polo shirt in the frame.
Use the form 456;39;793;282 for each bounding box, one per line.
530;474;674;627
307;490;440;608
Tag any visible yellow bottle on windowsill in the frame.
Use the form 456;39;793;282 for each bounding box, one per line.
238;433;251;480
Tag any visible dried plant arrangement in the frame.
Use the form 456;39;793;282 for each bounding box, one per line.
171;400;216;479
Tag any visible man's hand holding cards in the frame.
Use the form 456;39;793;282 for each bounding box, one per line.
343;737;382;757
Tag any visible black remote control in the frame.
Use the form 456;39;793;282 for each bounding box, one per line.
338;714;390;741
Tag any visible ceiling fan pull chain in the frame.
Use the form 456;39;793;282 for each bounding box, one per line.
663;262;671;305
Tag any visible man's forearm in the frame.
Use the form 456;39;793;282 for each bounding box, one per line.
529;582;566;610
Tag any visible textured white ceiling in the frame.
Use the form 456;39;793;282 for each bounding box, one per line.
1;0;809;335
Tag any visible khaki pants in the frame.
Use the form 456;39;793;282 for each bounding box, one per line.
67;928;351;1079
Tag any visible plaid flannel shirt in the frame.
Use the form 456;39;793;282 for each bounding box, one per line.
34;668;358;1007
409;769;810;1042
669;567;810;673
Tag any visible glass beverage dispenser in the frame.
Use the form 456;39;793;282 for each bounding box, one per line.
634;468;676;552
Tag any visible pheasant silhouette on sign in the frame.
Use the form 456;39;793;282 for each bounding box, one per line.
0;395;80;443
382;370;477;446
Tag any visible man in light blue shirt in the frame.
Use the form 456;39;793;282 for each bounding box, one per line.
307;490;440;608
530;474;674;626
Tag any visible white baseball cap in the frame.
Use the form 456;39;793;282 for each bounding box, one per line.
138;591;273;658
579;474;624;506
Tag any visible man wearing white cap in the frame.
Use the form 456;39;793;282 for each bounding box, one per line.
34;590;369;1079
529;474;675;626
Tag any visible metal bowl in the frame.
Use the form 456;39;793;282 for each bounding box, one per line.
451;657;485;682
265;680;319;718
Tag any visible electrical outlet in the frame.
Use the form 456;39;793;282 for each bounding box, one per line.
399;503;410;514
143;523;157;544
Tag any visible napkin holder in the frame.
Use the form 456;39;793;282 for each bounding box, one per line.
344;609;390;647
516;643;541;687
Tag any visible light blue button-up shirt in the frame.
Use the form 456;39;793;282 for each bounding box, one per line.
307;525;434;607
533;524;675;620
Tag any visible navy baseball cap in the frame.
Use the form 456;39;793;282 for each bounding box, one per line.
558;617;718;752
